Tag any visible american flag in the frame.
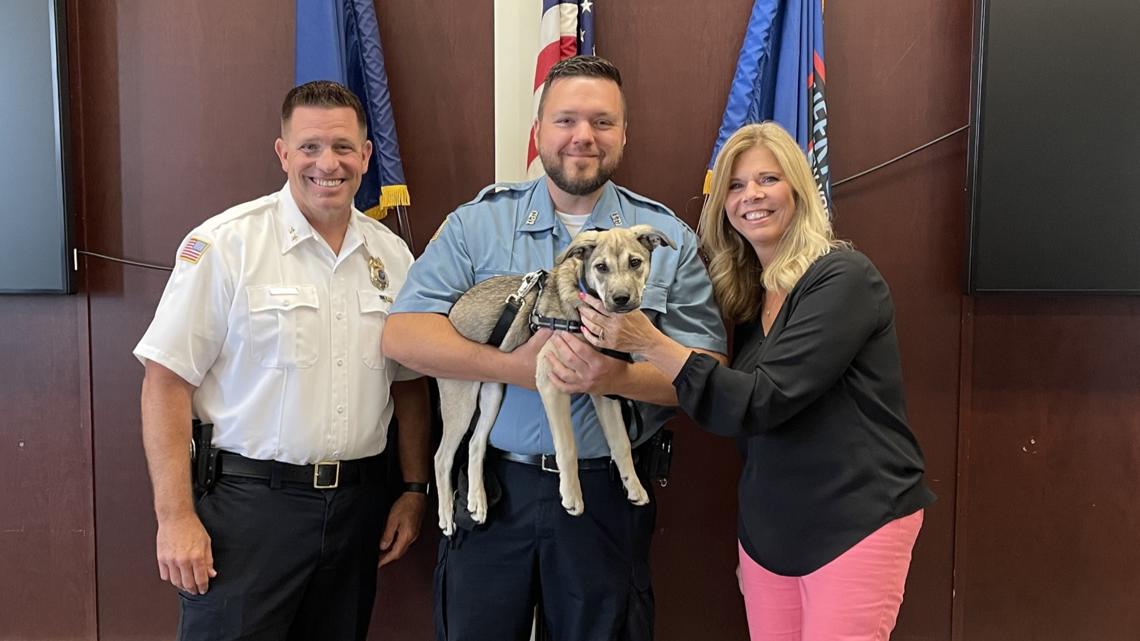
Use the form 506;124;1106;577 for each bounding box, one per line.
526;0;596;178
178;237;210;264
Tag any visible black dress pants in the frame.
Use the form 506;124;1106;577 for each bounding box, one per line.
178;458;389;641
434;456;656;641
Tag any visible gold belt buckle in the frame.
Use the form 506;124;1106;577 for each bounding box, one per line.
313;461;341;489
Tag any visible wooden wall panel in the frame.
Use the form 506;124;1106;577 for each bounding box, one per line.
826;2;973;639
367;1;495;639
0;297;94;641
957;297;1140;641
376;0;497;254
80;2;295;639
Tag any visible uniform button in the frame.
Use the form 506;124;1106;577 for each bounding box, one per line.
336;359;344;366
336;405;345;414
336;312;345;320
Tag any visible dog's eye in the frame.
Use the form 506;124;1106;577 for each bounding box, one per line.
629;257;643;269
594;263;609;273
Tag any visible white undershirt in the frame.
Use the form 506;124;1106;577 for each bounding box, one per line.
556;211;591;238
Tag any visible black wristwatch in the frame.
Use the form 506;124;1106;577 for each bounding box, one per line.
403;481;431;495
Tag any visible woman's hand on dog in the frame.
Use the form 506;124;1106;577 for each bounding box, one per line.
577;292;662;354
577;292;704;383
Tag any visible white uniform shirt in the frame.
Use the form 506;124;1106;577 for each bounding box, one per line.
134;184;418;465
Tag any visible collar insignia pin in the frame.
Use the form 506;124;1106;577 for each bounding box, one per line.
525;210;539;225
610;212;623;226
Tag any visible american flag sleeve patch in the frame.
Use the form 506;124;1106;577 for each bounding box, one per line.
178;236;211;264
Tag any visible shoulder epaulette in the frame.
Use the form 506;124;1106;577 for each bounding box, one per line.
613;185;675;217
197;193;276;236
458;179;539;209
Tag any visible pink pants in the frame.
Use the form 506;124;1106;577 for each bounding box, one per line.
737;510;924;641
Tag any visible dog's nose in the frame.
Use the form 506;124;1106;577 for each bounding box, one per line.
612;293;630;307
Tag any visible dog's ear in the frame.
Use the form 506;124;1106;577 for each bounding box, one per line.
629;225;677;253
555;230;600;265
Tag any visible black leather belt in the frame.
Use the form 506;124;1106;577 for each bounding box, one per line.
497;450;614;473
218;451;381;489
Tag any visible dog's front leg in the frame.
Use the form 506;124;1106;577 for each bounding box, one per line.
591;395;650;505
536;343;584;516
465;382;504;525
435;378;481;536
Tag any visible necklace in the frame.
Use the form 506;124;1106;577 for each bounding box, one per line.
763;290;784;318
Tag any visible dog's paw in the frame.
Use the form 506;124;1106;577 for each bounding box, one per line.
438;506;456;536
625;478;650;506
467;489;488;524
440;517;456;537
560;487;585;516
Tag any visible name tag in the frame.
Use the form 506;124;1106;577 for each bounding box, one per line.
269;287;300;296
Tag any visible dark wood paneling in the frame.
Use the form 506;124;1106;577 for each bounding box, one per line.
377;0;497;254
365;2;496;639
81;2;295;639
958;296;1140;641
0;297;94;640
603;0;755;228
827;1;973;639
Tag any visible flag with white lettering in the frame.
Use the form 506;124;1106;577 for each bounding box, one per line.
706;0;831;214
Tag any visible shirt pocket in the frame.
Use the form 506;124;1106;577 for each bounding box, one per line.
358;289;393;370
639;282;668;322
246;285;320;368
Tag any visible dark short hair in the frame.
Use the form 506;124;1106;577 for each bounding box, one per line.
537;55;625;118
281;80;367;133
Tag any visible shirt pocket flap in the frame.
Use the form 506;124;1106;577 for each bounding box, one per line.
358;289;394;314
247;285;319;313
640;283;668;314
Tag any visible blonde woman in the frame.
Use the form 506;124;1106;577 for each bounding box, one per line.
571;122;935;641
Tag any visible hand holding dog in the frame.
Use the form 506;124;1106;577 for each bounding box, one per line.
544;331;624;394
577;292;695;383
577;292;664;354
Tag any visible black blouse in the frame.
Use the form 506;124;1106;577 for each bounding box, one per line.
674;248;935;576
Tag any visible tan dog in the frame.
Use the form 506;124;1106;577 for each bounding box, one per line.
434;225;676;535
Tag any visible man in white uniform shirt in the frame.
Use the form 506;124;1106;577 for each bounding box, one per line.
134;81;429;641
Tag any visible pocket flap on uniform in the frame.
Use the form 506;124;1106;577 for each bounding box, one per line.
358;289;394;314
639;283;668;314
247;284;319;312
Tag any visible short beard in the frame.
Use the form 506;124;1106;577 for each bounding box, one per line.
541;153;619;196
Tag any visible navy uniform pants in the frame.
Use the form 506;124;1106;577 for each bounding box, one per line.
434;455;656;641
178;455;389;641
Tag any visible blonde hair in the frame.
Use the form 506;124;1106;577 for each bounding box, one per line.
698;122;844;323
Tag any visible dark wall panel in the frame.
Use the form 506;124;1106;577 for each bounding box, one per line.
377;0;497;254
79;2;295;639
0;297;94;641
958;297;1140;641
822;2;974;639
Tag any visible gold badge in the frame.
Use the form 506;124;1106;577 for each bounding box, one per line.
368;256;389;290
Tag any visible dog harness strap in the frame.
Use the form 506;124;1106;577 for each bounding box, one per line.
488;299;522;348
600;348;634;362
488;270;546;348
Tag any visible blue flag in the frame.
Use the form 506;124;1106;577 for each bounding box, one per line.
296;0;409;221
706;0;831;214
